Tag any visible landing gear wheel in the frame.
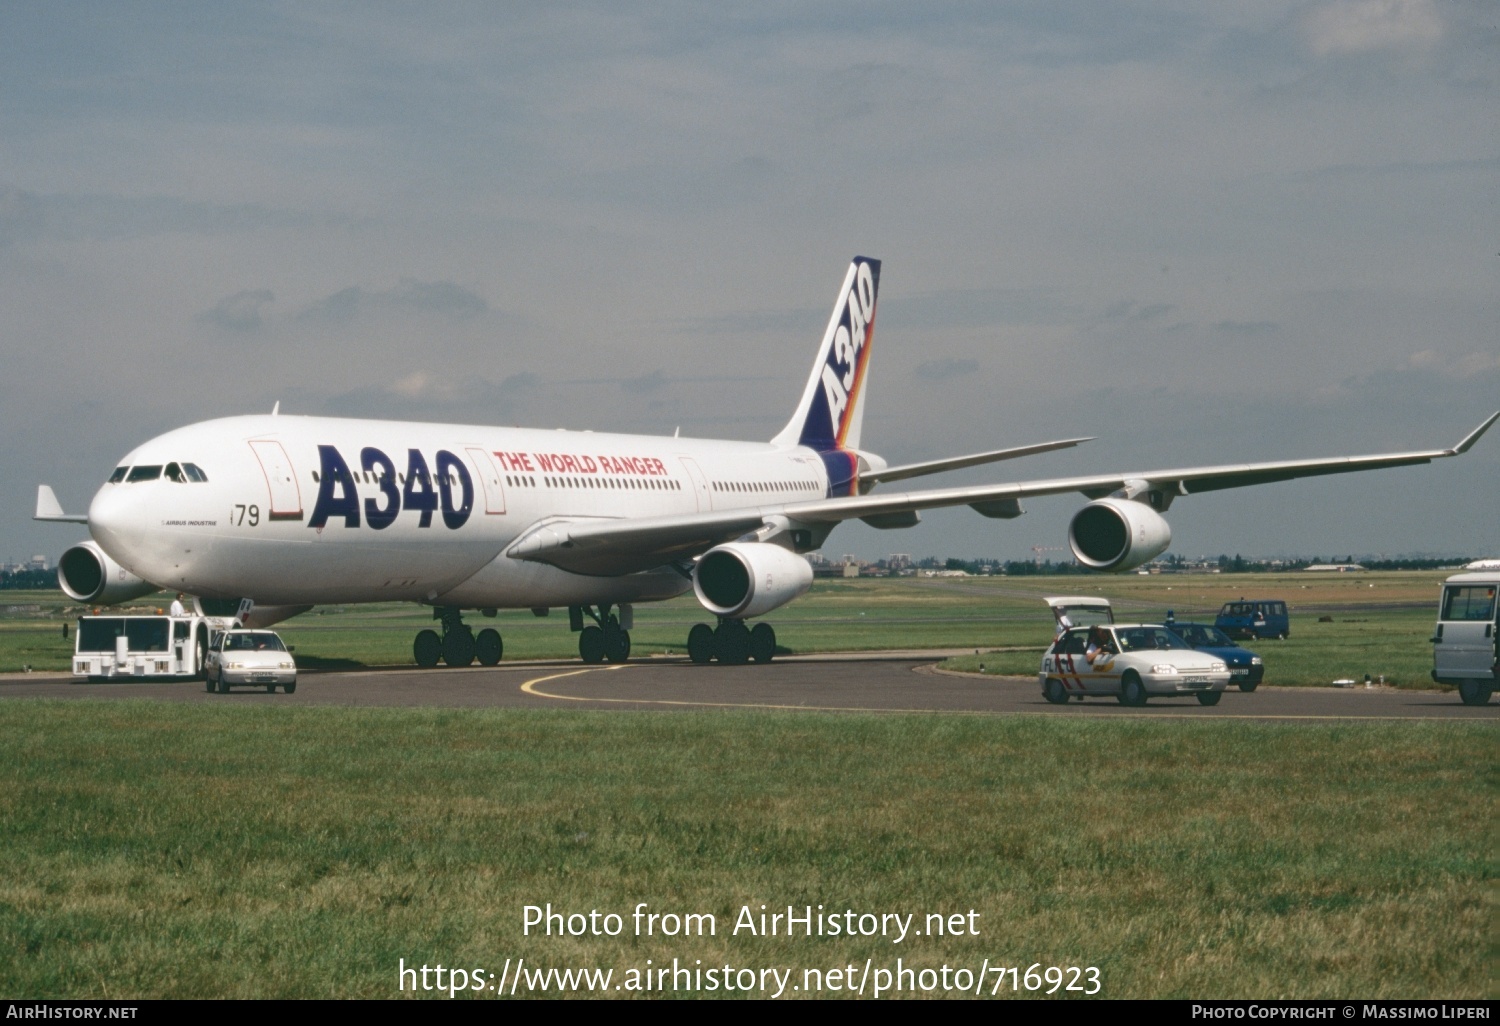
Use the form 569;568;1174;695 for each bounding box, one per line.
715;621;751;665
1196;691;1222;706
687;623;715;664
1044;678;1068;705
475;628;503;666
1120;672;1148;707
579;625;606;664
414;629;441;668
442;628;475;667
1457;680;1493;706
749;623;776;664
604;627;631;663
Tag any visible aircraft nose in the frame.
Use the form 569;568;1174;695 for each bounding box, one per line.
88;482;149;562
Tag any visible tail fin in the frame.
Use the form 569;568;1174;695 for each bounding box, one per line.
771;256;881;451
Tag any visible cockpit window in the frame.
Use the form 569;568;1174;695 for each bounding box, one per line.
107;467;129;484
165;462;185;482
183;463;209;482
126;465;162;483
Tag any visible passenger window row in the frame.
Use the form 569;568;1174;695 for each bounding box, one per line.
712;480;817;494
517;475;682;491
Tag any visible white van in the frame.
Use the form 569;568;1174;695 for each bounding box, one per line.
1430;571;1498;705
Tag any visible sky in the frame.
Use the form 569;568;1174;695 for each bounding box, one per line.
2;1;1496;568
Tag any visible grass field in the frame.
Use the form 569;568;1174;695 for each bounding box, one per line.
0;572;1462;690
0;702;1490;999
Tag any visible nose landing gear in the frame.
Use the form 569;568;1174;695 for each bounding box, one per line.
414;606;503;668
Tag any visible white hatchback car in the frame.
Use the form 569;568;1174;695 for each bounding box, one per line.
1040;623;1230;706
204;629;297;694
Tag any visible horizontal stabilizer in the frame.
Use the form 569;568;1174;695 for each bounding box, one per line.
35;485;88;523
861;437;1091;486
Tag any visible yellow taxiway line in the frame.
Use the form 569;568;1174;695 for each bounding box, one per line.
517;666;1479;720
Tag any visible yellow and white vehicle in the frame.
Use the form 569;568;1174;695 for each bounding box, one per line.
1040;623;1230;707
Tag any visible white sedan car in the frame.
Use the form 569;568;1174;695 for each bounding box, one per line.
205;629;297;694
1040;624;1230;706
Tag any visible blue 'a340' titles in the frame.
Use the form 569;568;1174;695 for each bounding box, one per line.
35;257;1499;667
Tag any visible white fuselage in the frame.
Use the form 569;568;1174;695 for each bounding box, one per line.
87;415;835;609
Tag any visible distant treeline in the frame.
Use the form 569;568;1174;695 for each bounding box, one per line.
937;556;1482;576
1206;555;1482;573
0;569;57;590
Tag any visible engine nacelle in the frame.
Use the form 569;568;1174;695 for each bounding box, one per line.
1068;498;1172;572
694;542;814;619
57;541;158;605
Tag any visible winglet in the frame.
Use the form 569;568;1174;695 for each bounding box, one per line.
35;485;88;523
1450;411;1500;455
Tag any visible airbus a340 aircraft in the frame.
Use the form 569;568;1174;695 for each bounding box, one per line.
35;257;1498;667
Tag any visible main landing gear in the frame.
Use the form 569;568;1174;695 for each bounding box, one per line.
686;619;776;665
414;606;503;668
571;605;631;665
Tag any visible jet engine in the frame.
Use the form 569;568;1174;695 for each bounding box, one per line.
1067;498;1172;572
57;541;158;605
693;542;814;619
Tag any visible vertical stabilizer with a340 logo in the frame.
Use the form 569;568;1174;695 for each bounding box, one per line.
770;256;880;496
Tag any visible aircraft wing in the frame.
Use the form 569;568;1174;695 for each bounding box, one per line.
508;411;1497;577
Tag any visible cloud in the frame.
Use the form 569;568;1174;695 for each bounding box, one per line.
1101;301;1175;323
914;357;979;380
1303;0;1443;56
883;289;1079;331
680;307;824;335
1213;320;1278;335
297;279;488;324
620;369;669;395
1409;349;1500;378
199;289;274;332
322;371;541;421
0;188;317;248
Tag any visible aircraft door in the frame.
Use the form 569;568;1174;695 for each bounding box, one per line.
465;448;507;515
248;440;304;521
678;457;712;512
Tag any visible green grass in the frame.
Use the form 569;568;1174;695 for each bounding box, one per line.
0;702;1491;998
